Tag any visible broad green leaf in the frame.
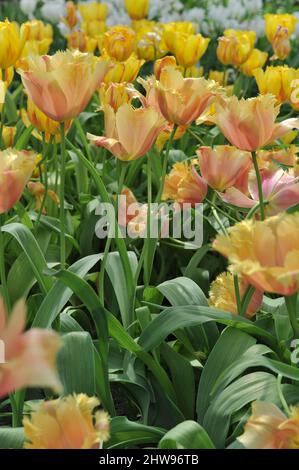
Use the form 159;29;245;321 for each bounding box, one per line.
108;417;164;449
159;421;215;449
0;427;24;449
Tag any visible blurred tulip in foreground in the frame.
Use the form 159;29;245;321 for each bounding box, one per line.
23;394;110;449
209;272;263;318
213;212;299;296
197;145;252;192
18;50;109;122
238;401;299;449
0;297;61;398
0;149;36;213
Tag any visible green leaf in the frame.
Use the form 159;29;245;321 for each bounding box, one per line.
0;428;24;449
57;332;95;396
108;417;164;449
159;421;215;449
157;276;208;306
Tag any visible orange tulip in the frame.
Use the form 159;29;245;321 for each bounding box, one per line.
271;26;291;61
28;181;60;214
102;26;136;62
154;56;177;80
238;401;299;449
0;149;36;213
209;272;263;318
213;212;299;296
67;30;97;53
197;145;252;191
88;102;166;161
23;394;110;449
257;146;298;168
0;297;61;398
18;50;110;122
211;94;299;151
162;161;207;205
143;66;220;126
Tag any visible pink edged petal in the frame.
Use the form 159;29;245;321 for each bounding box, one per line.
87;133;127;160
220;187;255;208
270;182;299;213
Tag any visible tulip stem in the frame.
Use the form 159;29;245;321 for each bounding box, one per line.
233;274;242;315
240;285;255;317
0;215;10;312
144;153;153;287
285;294;299;339
0;102;5;150
252;151;265;220
59;122;67;269
156;125;177;203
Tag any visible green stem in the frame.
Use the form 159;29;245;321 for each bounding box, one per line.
233;274;242;316
277;374;291;416
240;285;256;317
144;153;153;287
0;101;5;150
75;118;92;163
59;122;67;269
252;151;265;220
285;294;299;339
0;216;10;312
187;128;205;146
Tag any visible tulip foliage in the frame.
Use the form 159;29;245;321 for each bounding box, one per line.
1;0;299;452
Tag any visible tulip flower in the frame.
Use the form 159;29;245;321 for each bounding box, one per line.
0;297;61;398
257;146;298;169
208;70;228;86
0;149;36;214
28;181;60;214
172;33;210;68
154;56;177;80
163;21;196;52
253;66;296;104
81;20;107;38
143;66;221;126
2;127;16;149
211;94;299;152
156;124;187;151
67;30;97;53
265;14;297;43
23;394;110;449
136;26;168;61
220;167;299;216
63;1;79;31
99;82;141;112
101;53;144;84
197;145;252;192
87;102;166;161
209;272;263;318
102;26;136;62
22;98;72;143
162;161;207;205
240;49;268;77
18;50;110;122
271;27;291;61
217;29;256;67
0;20;29;69
125;0;149;20
78;2;108;22
238;401;299;449
213;212;299;296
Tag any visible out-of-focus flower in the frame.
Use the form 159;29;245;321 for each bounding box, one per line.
257;146;298;168
211;94;299;152
22;98;72;143
136;25;168;61
0;20;29;69
81;20;107;38
3;67;14;87
238;401;299;449
162;161;207;205
118;187;139;227
40;0;66;24
217;29;256;67
220;167;299;216
209;272;263;318
156;124;187;151
209;70;228;86
20;20;53;58
98;82;140;111
20;0;38;18
28;181;60;214
143;66;220;126
2;127;16;149
265;14;297;43
101;53;144;83
0;149;36;213
271;27;291;61
67;30;97;53
23;394;110;449
213;212;299;296
253;66;295;104
240;49;268;77
88;101;166;161
102;26;136;62
0;81;6;112
197;145;252;192
171;32;209;68
78;2;108;22
181;65;204;78
154;55;177;80
64;1;79;31
0;297;61;398
163;21;196;52
18;50;109;122
125;0;149;21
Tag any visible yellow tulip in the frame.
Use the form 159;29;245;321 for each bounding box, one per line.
20;20;53;41
67;30;97;53
265;14;297;43
240;48;268;77
163;21;196;52
209;70;228;86
78;2;108;21
23;394;110;449
136;25;168;61
253;66;296;104
102;26;136;62
2;126;16;148
101;53;144;83
0;19;29;69
64;1;79;31
99;82;141;111
81;20;107;38
172;33;210;68
217;29;256;66
125;0;149;20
